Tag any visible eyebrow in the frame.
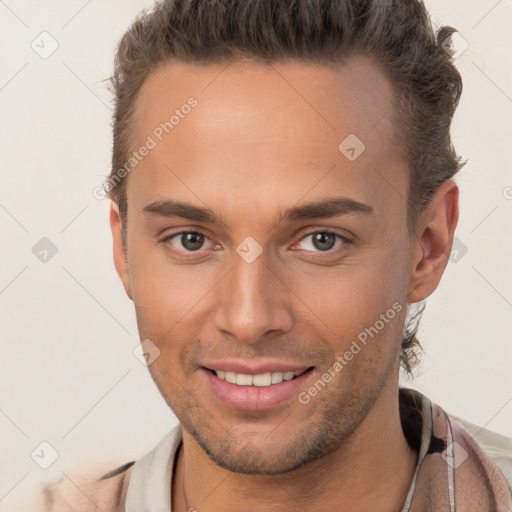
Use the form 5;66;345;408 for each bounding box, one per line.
142;196;374;225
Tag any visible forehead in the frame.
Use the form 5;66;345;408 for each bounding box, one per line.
126;56;407;221
132;55;397;145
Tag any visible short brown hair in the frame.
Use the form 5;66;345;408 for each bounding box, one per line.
106;0;466;376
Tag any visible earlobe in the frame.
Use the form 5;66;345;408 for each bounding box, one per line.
110;202;133;301
407;180;459;303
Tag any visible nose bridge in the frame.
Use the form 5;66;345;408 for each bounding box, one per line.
214;247;292;343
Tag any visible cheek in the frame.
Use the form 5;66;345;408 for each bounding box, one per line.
288;258;404;325
282;249;408;371
128;244;211;329
128;249;211;374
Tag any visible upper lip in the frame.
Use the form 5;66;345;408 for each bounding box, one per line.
201;360;314;375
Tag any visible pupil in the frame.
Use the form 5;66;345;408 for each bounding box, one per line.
313;232;335;251
182;232;204;251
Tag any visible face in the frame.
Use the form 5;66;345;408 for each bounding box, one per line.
112;57;419;474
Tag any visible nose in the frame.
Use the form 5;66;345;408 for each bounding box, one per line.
213;249;294;344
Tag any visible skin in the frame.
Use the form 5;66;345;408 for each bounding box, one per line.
110;56;459;511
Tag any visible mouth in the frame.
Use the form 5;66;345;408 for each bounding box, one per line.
200;365;316;411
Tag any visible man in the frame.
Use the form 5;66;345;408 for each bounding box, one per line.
22;0;512;510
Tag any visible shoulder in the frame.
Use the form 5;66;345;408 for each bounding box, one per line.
16;426;183;512
16;460;135;512
450;414;512;493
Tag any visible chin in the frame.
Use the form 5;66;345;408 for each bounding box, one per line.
186;419;339;475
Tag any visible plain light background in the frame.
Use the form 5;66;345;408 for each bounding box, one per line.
1;0;511;506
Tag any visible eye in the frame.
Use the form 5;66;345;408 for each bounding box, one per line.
160;229;351;259
293;230;350;253
162;231;219;256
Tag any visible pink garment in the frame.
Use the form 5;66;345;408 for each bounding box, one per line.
400;388;512;511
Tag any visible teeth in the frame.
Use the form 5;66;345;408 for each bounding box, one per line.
225;371;237;384
236;373;253;386
271;372;283;384
252;372;272;387
214;369;306;387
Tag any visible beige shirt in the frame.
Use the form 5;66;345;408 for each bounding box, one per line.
18;388;512;511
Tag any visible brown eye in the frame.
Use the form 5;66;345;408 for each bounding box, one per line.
162;231;217;256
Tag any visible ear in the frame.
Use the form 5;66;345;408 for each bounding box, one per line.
110;202;133;300
407;180;459;303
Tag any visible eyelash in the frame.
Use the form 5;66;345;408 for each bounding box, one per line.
160;229;352;259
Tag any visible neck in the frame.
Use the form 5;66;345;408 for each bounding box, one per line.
172;387;418;512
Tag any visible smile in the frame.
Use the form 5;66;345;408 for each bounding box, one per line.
201;365;315;411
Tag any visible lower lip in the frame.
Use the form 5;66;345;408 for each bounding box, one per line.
201;368;314;411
